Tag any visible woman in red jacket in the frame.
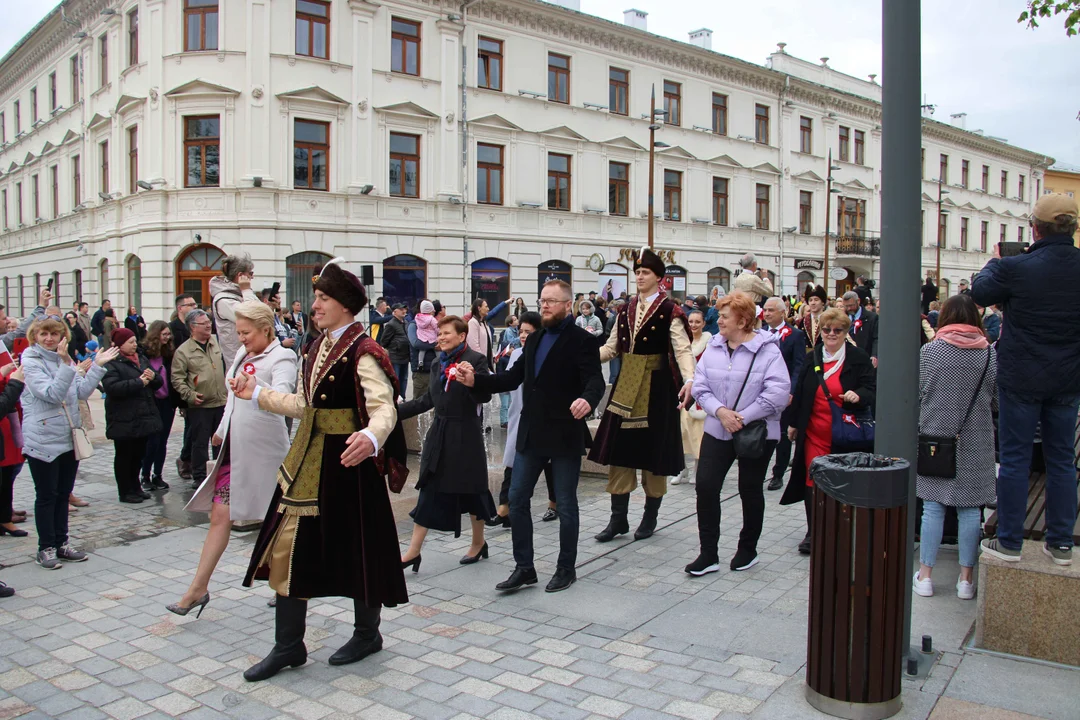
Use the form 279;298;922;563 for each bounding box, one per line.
0;363;28;544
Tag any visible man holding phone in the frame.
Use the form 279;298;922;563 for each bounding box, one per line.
972;193;1080;567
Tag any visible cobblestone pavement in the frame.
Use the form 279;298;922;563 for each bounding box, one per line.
0;412;1075;720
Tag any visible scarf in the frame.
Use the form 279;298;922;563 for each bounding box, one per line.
935;324;989;349
439;343;467;386
821;343;846;381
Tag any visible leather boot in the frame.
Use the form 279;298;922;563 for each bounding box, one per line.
594;494;630;542
244;596;308;682
329;602;383;666
634;495;663;540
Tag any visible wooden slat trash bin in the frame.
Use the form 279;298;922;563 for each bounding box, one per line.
806;453;910;720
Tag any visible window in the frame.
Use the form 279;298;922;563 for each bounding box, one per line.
754;104;769;144
839;198;866;235
938;214;947;247
1018;174;1025;200
176;244;225;306
15;183;22;225
839;127;850;162
980;220;988;252
1000;170;1008;195
663;170;682;221
99;34;108;87
1;190;6;228
478;37;503;91
183;116;220;187
100;140;109;194
13;101;20;134
296;0;330;60
799;117;812;154
1000;224;1007;245
712;177;728;226
74;270;82;303
547;153;570;211
476;143;503;205
1018;226;1024;242
609;68;628;115
48;72;57;112
70;55;80;104
0;113;4;143
920;147;924;178
127;126;138;194
981;165;989;191
854;130;865;165
712;93;727;135
288;251;334;312
127;256;142;311
380;254;428;312
663;81;681;126
184;0;219;52
391;18;420;75
755;184;770;229
548;53;569;104
799;191;812;234
708;267;731;293
961;160;969;188
939;154;948;183
128;8;139;66
72;155;81;207
388;132;420;198
608;162;628;216
50;165;59;218
30;88;38;124
294;120;330;191
960;217;969;250
31;175;39;220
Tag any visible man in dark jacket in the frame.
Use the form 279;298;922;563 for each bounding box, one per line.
854;276;873;307
843;291;879;367
920;278;937;315
762;297;805;491
90;300;111;344
379;303;412;398
169;294;197;479
971;193;1080;566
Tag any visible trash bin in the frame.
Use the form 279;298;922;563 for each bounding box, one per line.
805;452;910;720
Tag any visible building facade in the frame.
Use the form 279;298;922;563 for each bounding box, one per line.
0;0;1053;322
1043;165;1080;246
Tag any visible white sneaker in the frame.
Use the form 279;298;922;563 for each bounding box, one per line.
956;579;975;600
912;571;934;597
670;473;683;486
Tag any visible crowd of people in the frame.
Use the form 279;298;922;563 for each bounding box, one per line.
0;193;1073;682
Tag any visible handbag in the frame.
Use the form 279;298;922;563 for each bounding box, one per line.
816;357;875;452
61;401;94;461
730;350;768;459
918;349;990;478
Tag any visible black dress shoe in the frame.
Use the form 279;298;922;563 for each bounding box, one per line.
138;490;152;500
120;494;144;504
798;534;811;556
545;567;576;593
541;508;557;522
485;514;511;529
460;543;489;565
0;582;13;598
496;567;538;591
767;476;784;491
150;475;170;490
0;526;29;538
328;635;382;666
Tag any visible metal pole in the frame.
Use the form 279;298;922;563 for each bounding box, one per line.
823;149;832;290
879;0;922;668
648;84;656;250
935;179;944;301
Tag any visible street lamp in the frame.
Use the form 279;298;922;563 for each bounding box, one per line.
822;151;843;291
647;84;668;250
935;178;949;299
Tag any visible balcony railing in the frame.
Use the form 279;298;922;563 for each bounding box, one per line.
834;234;880;257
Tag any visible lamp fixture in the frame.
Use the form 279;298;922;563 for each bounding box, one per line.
518;201;543;208
446;13;462;21
583;207;605;214
691;217;711;225
736;134;754;142
692;125;711;132
101;8;118;15
73;31;88;39
360;184;374;195
737;222;754;228
136;180;153;191
98;192;111;201
253;176;263;187
583;102;608;111
653;141;671;149
783;225;797;232
518;89;545;99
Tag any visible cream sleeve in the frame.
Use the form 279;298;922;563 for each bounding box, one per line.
256;365;308;418
356;353;397;450
670;321;696;384
599;328;620;363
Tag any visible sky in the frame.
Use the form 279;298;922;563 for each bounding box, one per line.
3;0;1077;165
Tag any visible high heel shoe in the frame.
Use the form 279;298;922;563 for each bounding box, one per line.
485;514;511;529
460;543;489;565
401;555;421;573
0;525;28;538
165;592;210;619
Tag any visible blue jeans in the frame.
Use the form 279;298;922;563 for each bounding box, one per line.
919;501;981;568
499;393;511;426
393;363;409;399
608;356;621;388
509;451;580;570
996;389;1080;550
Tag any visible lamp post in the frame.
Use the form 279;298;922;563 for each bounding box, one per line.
935;178;949;300
647;85;668;250
822;151;842;293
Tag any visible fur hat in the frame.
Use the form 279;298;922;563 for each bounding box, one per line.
804;284;828;303
633;246;666;279
312;258;367;315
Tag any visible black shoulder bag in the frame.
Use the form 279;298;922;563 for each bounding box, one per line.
917;348;991;478
731;350;768;459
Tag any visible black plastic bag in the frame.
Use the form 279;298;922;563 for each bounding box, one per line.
809;452;910;509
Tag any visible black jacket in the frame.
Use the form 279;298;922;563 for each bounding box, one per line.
67;323;89;362
90;308;107;336
855;284;873;307
780;344;876;506
124;315;147;341
0;378;23;419
169;317;191;349
378;317;411;365
920;282;937;315
848;310;879;359
102;355;164;441
474;320;605;458
770;323;806;426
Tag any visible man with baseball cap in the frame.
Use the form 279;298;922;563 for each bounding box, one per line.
972;193;1080;567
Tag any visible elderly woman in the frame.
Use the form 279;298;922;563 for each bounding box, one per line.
687;293;790;575
209;253;259;368
167;301;297;618
672;310;712;485
397;316;496;570
20;317;118;569
575;300;604;338
781;308;876;555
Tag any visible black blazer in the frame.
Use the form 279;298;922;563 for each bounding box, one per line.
772;323;806;426
474;321;605;458
848;310;879;359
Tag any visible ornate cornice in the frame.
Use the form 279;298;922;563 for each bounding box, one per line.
922;119;1052;168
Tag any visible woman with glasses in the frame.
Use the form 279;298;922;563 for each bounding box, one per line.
780;307;876;555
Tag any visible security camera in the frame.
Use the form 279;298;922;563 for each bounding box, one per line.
194;233;202;242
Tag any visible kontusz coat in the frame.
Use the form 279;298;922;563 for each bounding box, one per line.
19;344;107;463
102;354;164;440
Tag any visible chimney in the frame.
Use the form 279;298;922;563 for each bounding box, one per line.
950;112;967;130
623;9;647;31
689;28;712;50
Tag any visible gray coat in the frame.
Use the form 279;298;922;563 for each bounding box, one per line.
20;344;107;463
916;341;997;507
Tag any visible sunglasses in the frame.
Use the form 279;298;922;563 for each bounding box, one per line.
820;327;847;335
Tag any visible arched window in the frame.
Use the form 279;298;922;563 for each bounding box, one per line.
766;270;777;292
126;256;142;311
537;260;572;299
51;271;61;307
470;257;510;325
17;275;24;315
33;273;41;304
175;244;225;309
383;254;427;312
662;264;688;302
598;263;629;302
286;251;333;314
796;271;816;292
707;267;731;294
73;270;83;304
939;278;950;299
98;260;109;306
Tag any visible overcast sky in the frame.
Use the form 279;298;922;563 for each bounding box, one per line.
4;0;1077;166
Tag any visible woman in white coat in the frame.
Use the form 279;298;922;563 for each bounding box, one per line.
167;301;297;617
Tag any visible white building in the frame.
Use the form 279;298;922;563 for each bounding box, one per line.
0;0;1053;323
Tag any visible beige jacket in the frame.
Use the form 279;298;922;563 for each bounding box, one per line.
171;337;228;409
734;271;775;303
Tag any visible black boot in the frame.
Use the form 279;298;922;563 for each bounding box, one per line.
594;494;630;542
329;602;383;666
634;495;663;540
244;596;308;682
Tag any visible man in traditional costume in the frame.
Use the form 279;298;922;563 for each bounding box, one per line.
232;259;409;682
589;247;696;542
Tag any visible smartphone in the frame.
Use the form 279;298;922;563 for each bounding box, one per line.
270;281;281;301
998;242;1029;258
46;277;54;292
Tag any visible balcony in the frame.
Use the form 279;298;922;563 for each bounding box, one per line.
834;233;880;257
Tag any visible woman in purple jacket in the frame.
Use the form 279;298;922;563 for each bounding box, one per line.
688;292;790;575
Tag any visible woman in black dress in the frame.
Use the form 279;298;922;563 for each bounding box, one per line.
397;315;496;570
